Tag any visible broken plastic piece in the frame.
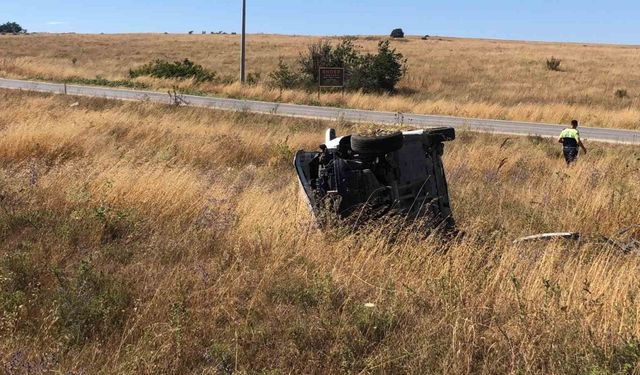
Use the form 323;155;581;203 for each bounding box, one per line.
513;232;580;244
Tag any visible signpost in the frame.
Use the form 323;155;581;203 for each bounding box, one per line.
318;67;345;100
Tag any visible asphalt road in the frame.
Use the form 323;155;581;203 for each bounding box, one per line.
2;77;640;144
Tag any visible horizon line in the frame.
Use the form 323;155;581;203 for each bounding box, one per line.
16;31;640;48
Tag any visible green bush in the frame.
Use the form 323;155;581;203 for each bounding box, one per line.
294;38;406;92
64;76;149;89
266;271;333;310
0;252;39;331
129;59;216;82
54;261;131;344
298;38;360;85
269;59;299;90
298;39;333;84
348;41;407;92
0;22;25;34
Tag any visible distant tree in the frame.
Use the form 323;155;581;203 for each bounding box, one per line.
390;28;405;38
188;30;194;35
0;21;25;34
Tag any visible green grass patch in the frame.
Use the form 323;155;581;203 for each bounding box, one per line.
54;261;132;345
63;76;149;89
129;59;216;82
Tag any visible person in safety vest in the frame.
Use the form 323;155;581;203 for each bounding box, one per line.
558;120;587;165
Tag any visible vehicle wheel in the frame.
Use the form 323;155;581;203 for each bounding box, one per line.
351;131;404;154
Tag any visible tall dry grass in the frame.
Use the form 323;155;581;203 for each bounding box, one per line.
1;89;640;373
1;33;640;129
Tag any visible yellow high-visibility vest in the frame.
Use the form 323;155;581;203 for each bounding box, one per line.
559;128;580;141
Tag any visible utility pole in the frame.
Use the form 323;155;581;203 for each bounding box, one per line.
240;0;246;83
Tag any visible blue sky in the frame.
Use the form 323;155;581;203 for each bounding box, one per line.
1;1;638;44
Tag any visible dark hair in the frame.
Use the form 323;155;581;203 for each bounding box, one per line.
571;119;579;127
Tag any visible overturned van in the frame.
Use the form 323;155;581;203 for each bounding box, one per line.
294;127;456;230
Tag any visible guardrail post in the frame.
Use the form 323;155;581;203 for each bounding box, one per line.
63;83;67;95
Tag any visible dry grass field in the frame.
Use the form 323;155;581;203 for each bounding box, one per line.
1;88;640;373
1;33;640;129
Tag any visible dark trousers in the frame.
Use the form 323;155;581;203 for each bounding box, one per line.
563;147;579;164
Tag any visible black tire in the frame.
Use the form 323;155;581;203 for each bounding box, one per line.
351;132;404;155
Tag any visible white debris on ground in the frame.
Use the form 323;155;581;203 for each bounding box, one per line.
513;226;640;253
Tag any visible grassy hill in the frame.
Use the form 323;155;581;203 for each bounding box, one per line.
1;89;640;373
1;33;640;129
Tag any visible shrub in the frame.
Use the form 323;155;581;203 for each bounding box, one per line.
54;261;131;344
294;38;406;92
246;72;261;85
390;28;405;38
546;57;562;71
266;270;333;310
615;89;628;99
0;22;25;34
354;304;397;344
348;41;407;92
268;136;293;166
94;204;134;244
129;59;216;82
269;59;300;90
0;252;39;331
204;342;235;373
298;38;361;85
299;40;336;84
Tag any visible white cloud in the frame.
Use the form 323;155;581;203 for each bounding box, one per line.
46;21;66;25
